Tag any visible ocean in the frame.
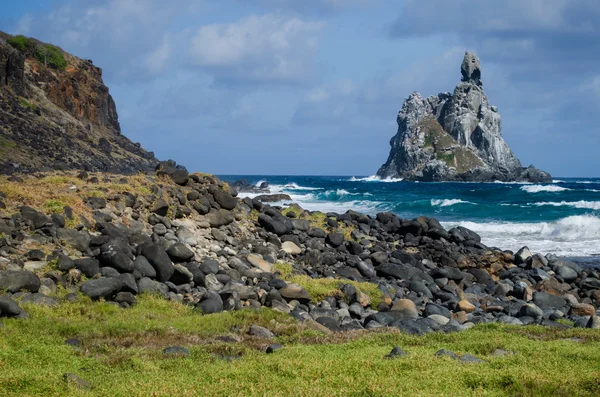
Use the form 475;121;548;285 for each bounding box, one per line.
219;175;600;264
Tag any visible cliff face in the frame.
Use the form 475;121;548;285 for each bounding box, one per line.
0;32;157;174
377;52;551;182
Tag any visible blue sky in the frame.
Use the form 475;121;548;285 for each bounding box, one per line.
2;0;600;176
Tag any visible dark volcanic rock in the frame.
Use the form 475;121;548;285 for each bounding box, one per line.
0;270;40;293
141;243;174;282
80;277;123;300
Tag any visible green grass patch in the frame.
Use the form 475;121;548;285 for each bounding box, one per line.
17;96;38;111
1;295;600;396
0;136;17;149
274;262;293;278
288;275;383;308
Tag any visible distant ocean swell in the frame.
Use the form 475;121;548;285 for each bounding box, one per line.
225;175;600;259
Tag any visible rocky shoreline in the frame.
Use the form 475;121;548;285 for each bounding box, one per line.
1;163;598;334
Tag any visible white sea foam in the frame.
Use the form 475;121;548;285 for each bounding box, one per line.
531;200;600;210
349;175;403;183
268;183;322;193
492;180;533;185
441;215;600;257
552;179;565;183
254;180;267;188
431;199;476;207
520;185;570;193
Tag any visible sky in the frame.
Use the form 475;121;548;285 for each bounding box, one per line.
2;0;600;177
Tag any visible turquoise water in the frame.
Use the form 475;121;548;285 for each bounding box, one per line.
219;175;600;259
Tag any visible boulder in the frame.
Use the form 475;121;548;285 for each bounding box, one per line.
0;296;21;317
279;284;311;303
390;299;419;319
0;270;40;293
80;277;123;300
141;244;174;282
166;243;195;262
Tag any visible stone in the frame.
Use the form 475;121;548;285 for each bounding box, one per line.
65;338;82;347
316;316;342;332
205;209;234;227
279;284;311;303
281;241;302;255
166;243;195;262
152;199;169;216
587;315;600;329
459;354;485;364
198;297;223;314
80;277;123;300
170;170;189;186
457;300;476;314
0;270;40;293
163;346;190;357
74;258;100;278
384;346;407;359
57;229;91;253
515;246;532;264
266;344;283;354
571;303;596;317
390;299;419;319
533;291;567;310
20;293;58;306
435;349;457;359
248;325;275;338
556;266;578;283
212;189;237;210
428;314;450;326
141;243;174;282
518;303;544;319
246;254;273;273
0;296;21;317
133;256;156;278
326;233;344;248
100;241;134;273
63;373;90;390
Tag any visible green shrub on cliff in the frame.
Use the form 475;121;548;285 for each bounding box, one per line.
35;44;67;69
6;35;32;52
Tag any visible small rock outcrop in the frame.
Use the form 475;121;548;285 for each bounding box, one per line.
377;51;551;182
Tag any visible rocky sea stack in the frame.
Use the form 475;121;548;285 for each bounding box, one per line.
377;52;551;182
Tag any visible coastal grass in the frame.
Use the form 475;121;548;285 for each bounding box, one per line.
274;263;383;308
0;172;155;224
1;294;600;396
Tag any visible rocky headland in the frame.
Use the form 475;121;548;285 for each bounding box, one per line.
0;32;157;174
377;52;551;182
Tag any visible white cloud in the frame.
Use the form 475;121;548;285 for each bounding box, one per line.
189;15;326;83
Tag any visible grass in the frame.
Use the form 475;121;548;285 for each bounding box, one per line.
0;136;17;149
274;264;383;309
18;96;38;111
0;172;155;225
1;295;600;396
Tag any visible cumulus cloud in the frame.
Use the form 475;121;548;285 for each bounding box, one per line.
188;15;326;84
15;0;188;80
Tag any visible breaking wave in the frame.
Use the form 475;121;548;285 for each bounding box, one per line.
520;185;570;193
431;199;476;207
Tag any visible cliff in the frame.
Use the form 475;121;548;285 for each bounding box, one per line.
377;52;551;182
0;32;158;174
